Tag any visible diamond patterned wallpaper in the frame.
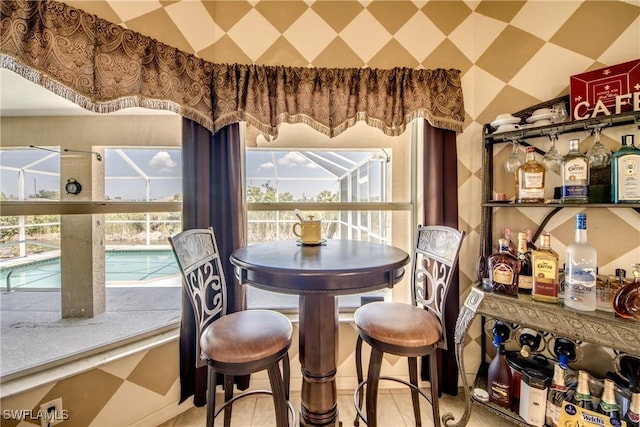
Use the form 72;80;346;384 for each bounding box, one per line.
2;1;639;425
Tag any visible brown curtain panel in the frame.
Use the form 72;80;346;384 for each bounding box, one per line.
420;120;460;396
180;119;246;404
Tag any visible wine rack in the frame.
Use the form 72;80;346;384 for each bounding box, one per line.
441;100;640;427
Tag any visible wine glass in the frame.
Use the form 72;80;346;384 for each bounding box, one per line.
587;126;611;168
504;140;524;173
542;133;563;173
551;102;568;124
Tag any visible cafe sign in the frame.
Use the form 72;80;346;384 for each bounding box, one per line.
570;58;640;120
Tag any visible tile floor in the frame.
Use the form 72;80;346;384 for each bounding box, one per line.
157;388;515;427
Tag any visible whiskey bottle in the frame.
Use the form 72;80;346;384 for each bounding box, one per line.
561;138;590;203
487;340;512;408
598;378;621;420
625;385;640;427
532;233;559;303
572;370;594;411
564;214;597;311
611;134;640;203
545;363;568;427
517;232;533;294
516;146;545;203
488;238;521;296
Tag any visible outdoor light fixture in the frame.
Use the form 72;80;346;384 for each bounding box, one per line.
65;178;82;195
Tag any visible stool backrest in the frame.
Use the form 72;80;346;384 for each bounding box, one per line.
411;225;465;350
169;227;228;368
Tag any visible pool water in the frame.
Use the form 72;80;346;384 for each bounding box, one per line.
1;250;180;290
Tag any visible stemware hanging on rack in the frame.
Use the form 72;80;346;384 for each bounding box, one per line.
542;133;563;173
504;139;524;173
586;126;612;168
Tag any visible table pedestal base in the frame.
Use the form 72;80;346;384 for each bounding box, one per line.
299;294;339;426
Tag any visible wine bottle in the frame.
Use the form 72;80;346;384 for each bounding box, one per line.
611;134;640;203
517;232;533;294
545;363;568;427
488;238;520;296
564;213;597;311
532;233;560;303
561;138;590;203
516;146;546;203
599;378;621;420
553;337;579;370
492;320;511;346
518;328;542;357
573;370;594;411
487;341;512;408
625;385;640;427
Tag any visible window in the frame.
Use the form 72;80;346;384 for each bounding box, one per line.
244;122;415;311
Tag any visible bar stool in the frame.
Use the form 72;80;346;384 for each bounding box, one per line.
169;228;294;427
353;225;465;427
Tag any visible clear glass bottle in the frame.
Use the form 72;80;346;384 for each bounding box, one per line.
561;138;590;203
564;214;597;311
599;378;621;420
611;134;640;203
516;146;545;203
532;233;559;303
545;363;568;427
488;238;521;296
517;232;533;294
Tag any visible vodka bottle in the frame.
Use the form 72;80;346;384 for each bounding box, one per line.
516;146;545;203
532;233;559;303
561;138;589;203
564;214;597;311
545;363;568;427
611;134;640;203
517;232;533;294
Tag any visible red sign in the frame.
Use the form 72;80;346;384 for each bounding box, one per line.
570;59;640;120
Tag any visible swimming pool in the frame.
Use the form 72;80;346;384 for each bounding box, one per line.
1;249;180;290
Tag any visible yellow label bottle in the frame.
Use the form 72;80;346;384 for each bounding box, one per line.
532;233;559;303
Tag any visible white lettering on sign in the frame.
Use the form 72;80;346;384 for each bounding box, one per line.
573;90;640;120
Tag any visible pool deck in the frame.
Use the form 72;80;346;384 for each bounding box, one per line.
0;277;181;381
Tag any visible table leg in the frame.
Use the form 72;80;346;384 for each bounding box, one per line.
298;294;339;426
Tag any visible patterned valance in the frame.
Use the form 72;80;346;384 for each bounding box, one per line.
0;0;465;136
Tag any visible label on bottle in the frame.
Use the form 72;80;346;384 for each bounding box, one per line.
492;263;514;285
533;257;558;299
562;185;589;198
564;158;588;180
616;154;640;201
566;268;597;309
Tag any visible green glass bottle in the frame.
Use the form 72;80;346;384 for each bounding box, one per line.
611;134;640;203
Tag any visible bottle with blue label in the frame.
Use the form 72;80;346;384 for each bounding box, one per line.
564;213;597;311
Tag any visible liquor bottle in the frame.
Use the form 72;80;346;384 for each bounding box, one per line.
545;363;568;427
613;279;640;319
532;233;560;303
625;385;640;427
553;337;579;370
516;146;545;203
572;370;594;411
599;378;621;420
611;134;640;203
561;138;590;203
488;238;521;296
487;340;512;408
525;228;537;251
564;214;597;311
504;227;516;254
517;232;533;294
518;328;543;357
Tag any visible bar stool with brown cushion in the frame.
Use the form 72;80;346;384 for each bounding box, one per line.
169;228;293;427
353;225;465;427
